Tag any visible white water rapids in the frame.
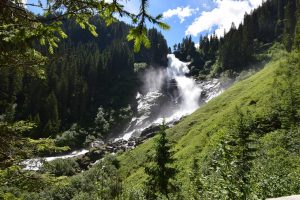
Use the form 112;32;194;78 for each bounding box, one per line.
22;149;89;171
22;54;225;170
117;54;223;141
168;57;201;114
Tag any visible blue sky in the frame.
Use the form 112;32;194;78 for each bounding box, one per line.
143;0;214;47
119;0;263;47
26;0;263;48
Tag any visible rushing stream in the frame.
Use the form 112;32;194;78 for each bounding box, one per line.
116;54;222;141
22;54;226;170
22;150;89;171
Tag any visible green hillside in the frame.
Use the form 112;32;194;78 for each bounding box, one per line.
118;45;300;199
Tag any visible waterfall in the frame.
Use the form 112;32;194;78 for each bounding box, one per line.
166;54;201;115
22;54;225;170
118;54;207;140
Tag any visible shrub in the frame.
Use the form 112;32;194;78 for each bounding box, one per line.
41;158;80;176
55;124;88;148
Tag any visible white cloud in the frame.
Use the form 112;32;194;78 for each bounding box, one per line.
202;3;210;9
163;6;198;23
185;0;263;37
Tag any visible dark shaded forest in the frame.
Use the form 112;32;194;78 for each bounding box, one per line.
0;17;168;141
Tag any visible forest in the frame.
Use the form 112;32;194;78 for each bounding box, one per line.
1;0;300;199
174;0;298;77
1;17;169;146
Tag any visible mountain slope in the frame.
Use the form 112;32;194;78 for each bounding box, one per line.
118;44;300;198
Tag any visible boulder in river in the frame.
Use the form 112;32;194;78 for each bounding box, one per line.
90;140;105;148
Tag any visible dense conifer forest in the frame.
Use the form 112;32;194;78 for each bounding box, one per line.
174;0;299;77
1;17;169;143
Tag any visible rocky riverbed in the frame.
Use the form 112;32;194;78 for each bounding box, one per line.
21;123;168;171
21;60;232;171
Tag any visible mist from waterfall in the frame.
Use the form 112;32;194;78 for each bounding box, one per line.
118;54;204;140
141;67;166;92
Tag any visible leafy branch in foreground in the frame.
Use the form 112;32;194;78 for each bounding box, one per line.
127;0;170;52
0;0;170;73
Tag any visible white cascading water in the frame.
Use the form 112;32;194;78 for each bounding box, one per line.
23;54;225;170
166;54;201;116
21;149;89;171
119;54;205;140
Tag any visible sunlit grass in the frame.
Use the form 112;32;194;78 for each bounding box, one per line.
118;46;286;188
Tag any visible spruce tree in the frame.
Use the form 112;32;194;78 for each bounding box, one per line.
234;109;256;199
283;0;297;51
217;108;257;199
293;0;300;49
275;0;286;36
43;92;60;135
277;55;300;129
144;122;177;199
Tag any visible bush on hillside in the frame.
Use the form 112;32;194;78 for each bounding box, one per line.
41;158;80;176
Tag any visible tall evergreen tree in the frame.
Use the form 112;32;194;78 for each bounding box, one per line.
275;0;286;36
43;92;60;136
233;109;257;199
216;108;257;199
283;0;297;50
144;122;177;199
293;0;300;49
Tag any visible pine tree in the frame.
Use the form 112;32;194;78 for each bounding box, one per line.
275;0;286;36
43;92;60;135
173;44;177;52
283;0;297;51
233;109;257;199
276;54;300;129
242;14;254;63
216;108;257;199
293;0;300;49
144;122;177;199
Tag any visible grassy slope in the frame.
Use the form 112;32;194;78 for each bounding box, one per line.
118;46;298;192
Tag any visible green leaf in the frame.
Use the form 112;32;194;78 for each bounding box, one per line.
155;14;163;20
127;30;135;41
58;30;68;39
88;24;98;37
48;45;54;54
79;22;86;29
39;37;46;45
134;37;142;52
158;22;170;30
142;34;150;48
